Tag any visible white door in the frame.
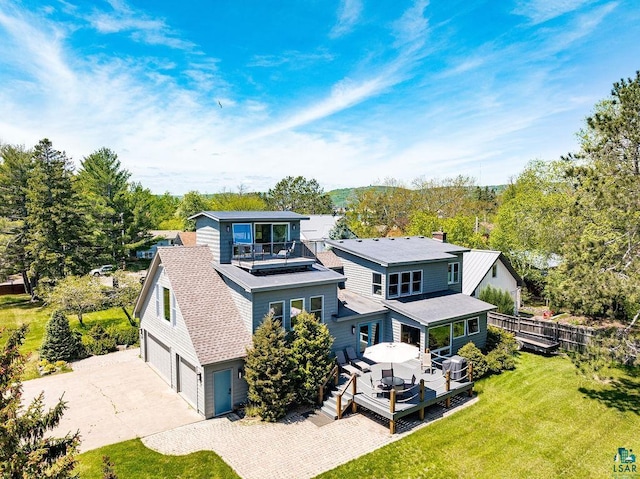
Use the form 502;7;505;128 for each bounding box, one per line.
178;357;198;408
146;333;172;383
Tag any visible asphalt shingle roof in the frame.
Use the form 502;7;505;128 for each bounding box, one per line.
326;237;468;266
190;211;309;222
157;246;252;365
316;250;343;269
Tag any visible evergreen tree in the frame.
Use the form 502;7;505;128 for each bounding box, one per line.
328;216;357;240
0;144;35;295
244;315;295;422
290;312;334;405
0;325;80;477
479;285;515;315
25;139;90;289
77;148;131;264
40;310;83;362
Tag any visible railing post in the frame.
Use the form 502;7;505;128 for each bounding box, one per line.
419;379;425;421
351;373;358;413
337;394;342;420
389;389;396;434
445;371;451;408
318;385;324;406
334;366;339;386
468;363;474;397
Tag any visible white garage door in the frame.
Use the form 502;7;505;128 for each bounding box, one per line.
178;357;198;408
146;333;171;383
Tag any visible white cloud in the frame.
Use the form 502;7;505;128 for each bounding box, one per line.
329;0;363;38
513;0;596;24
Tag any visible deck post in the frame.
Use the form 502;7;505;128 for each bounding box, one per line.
419;379;425;421
468;363;474;397
318;385;324;405
389;389;396;434
351;374;357;413
334;368;339;386
445;371;451;408
337;394;342;420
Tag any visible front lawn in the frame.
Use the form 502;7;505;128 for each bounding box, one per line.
317;352;640;479
76;439;240;479
0;294;135;379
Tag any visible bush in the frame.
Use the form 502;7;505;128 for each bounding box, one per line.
479;285;515;315
486;325;518;353
458;342;489;378
40;310;83;362
82;324;117;356
106;325;139;346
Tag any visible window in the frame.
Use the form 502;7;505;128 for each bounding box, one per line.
254;223;289;245
401;324;421;346
163;287;171;322
492;264;498;278
372;273;382;296
412;270;422;294
290;298;304;329
467;317;480;335
388;274;399;297
268;301;284;325
453;320;465;338
232;223;252;244
448;262;460;284
428;324;451;356
155;285;160;317
310;296;323;321
400;272;411;295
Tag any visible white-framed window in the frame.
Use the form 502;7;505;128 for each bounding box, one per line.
269;301;284;326
388;273;399;297
467;317;480;335
412;270;422;294
155;285;160;317
400;272;411;296
290;298;304;329
372;273;382;296
232;223;252;244
310;296;323;321
448;262;460;284
453;320;466;338
163;287;174;324
492;264;498;278
428;324;451;356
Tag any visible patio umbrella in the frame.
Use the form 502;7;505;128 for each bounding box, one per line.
363;342;420;366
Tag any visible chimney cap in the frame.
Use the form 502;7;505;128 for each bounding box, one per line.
432;231;447;242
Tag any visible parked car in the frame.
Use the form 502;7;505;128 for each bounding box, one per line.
89;264;115;276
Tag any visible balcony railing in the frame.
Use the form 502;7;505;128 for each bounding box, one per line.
231;241;313;262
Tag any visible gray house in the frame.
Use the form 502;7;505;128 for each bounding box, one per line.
134;212;494;418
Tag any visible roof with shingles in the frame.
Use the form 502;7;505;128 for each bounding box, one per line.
316;250;343;269
177;231;197;246
189;211;309;222
156;245;252;365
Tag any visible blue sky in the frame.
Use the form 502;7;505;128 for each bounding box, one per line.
1;0;638;194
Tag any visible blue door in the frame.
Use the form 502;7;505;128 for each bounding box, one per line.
214;369;232;416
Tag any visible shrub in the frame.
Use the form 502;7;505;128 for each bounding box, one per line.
82;324;117;356
479;285;515;315
486;325;518;353
40;310;83;362
106;325;139;346
458;342;489;378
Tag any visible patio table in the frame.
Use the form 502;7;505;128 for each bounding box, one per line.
381;376;404;393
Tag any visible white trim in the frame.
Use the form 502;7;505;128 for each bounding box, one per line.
268;300;285;326
428;323;452;356
372;272;382;296
453;319;466;339
289;298;304;329
467;317;480;336
310;295;324;322
448;262;460;284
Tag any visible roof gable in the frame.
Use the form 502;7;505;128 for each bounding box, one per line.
462;249;523;295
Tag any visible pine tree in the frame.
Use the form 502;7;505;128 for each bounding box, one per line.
244;315;295;421
25;139;90;289
40;310;82;362
0;325;80;477
290;311;334;405
479;285;515;315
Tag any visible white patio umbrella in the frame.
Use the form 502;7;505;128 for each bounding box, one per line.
363;342;420;366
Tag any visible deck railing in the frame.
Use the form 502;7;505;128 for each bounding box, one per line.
336;373;358;419
317;364;339;405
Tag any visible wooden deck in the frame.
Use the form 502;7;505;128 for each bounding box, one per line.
327;360;474;433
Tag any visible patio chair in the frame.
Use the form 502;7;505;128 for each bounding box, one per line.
422;350;434;374
345;346;371;372
369;376;384;397
335;350;360;376
381;368;394;379
276;240;296;258
405;374;416;389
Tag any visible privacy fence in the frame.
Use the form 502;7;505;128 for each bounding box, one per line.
487;312;601;352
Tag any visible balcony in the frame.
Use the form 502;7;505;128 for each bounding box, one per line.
231;241;316;273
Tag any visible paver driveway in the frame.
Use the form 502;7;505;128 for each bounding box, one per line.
21;348;202;452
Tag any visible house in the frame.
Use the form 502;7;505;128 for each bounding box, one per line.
299;214;341;255
136;230;195;259
134;212;495;418
462;249;523;312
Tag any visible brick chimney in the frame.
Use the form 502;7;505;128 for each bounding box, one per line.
432;231;447;242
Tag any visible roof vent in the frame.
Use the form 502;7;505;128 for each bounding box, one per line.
405;237;410;239
373;238;379;241
389;238;395;240
356;239;362;242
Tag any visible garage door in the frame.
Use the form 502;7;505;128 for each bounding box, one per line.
146;333;171;383
178;357;198;408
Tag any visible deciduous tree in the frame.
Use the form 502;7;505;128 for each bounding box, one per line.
42;275;105;327
265;176;333;214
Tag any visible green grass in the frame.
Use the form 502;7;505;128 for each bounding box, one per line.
316;353;640;479
0;294;134;379
75;439;240;479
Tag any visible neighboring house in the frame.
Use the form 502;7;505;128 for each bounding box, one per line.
134;212;495;418
299;214;341;255
462;249;523;311
136;230;184;259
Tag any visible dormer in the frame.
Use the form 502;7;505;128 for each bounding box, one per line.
190;211;316;273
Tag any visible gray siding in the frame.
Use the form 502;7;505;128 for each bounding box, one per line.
336;251;386;299
203;359;247;418
138;264;206;415
328;312;388;354
252;283;339;331
195;216;221;261
224;279;254;333
422;262;448;293
447;253;464;293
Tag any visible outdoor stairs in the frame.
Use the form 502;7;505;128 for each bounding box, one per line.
319;373;354;420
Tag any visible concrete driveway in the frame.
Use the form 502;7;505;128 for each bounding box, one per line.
22;348;202;452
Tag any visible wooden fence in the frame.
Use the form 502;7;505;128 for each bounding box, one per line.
488;312;600;352
0;283;26;296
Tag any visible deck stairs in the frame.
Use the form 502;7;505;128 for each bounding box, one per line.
319;372;354;420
